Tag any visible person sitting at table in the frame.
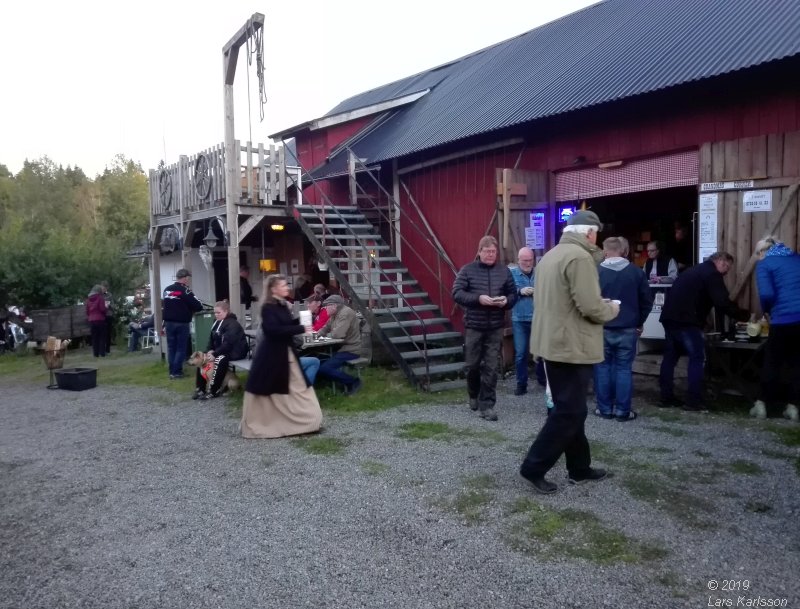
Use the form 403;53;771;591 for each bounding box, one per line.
750;236;800;422
193;300;249;400
658;252;748;412
241;274;322;438
128;308;155;352
305;294;330;332
316;295;363;395
643;241;678;284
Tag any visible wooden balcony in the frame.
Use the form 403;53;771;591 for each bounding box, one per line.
148;140;300;225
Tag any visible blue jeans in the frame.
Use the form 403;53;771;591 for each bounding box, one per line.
318;352;359;389
660;325;705;407
594;328;638;416
165;321;190;377
512;320;532;388
300;356;320;384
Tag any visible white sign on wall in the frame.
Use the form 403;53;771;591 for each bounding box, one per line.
698;193;718;251
528;212;546;249
742;190;772;213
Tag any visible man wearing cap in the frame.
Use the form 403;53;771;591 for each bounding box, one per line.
162;269;204;379
452;235;518;421
316;295;363;394
519;210;620;494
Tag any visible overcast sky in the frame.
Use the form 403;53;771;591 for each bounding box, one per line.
0;0;597;177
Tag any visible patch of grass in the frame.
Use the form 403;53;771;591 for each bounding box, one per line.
766;424;800;447
650;425;687;437
643;446;674;455
434;475;497;525
759;447;793;460
314;367;462;415
745;500;771;513
361;460;389;476
693;449;713;458
505;498;667;564
396;421;452;440
728;459;764;475
293;436;348;456
622;473;716;529
395;421;508;445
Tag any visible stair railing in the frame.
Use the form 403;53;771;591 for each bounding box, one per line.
286;170;437;388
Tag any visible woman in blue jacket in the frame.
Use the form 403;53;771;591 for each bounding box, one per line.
751;236;800;421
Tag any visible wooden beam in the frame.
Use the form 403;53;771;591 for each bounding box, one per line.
495;182;528;197
238;215;263;243
730;183;799;300
497;200;550;211
397;138;524;176
222;13;264;85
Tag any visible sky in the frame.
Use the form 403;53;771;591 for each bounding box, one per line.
0;0;597;177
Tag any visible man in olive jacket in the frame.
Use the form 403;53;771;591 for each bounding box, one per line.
452;235;518;421
520;210;619;494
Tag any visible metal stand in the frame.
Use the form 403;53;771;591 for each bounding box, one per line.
47;368;59;390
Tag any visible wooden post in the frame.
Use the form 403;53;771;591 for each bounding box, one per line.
501;168;512;263
222;13;263;312
348;151;358;208
178;155;187;267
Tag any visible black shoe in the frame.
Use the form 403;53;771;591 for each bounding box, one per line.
615;411;638;422
593;408;613;420
514;385;527;396
191;389;204;400
468;398;479;411
199;392;215;401
479;408;498;421
657;397;683;408
568;467;611;485
520;469;558;495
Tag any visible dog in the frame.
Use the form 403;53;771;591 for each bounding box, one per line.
187;351;241;394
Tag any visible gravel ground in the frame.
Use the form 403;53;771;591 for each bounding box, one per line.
1;364;798;609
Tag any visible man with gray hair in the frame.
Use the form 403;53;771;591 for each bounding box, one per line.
520;210;619;494
595;236;653;421
453;235;518;421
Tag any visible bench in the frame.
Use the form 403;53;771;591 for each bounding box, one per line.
229;359;253;373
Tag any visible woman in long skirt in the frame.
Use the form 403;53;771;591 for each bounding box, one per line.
241;274;322;438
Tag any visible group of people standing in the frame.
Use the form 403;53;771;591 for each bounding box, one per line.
453;208;800;496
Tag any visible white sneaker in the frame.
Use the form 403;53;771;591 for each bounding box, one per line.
749;400;767;419
783;404;799;422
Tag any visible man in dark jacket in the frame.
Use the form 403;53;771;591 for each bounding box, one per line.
193;300;248;399
595;237;653;421
659;252;748;411
240;266;258;311
452;236;518;421
162;268;204;379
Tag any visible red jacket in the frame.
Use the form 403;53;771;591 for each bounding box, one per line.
86;293;107;323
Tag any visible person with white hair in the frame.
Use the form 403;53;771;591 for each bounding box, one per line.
519;210;619;494
750;236;800;421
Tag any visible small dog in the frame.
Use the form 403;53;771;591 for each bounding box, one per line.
188;351;241;394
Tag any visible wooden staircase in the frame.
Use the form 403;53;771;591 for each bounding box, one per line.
292;204;466;392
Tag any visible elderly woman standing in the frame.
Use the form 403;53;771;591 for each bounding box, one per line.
241;274;322;438
751;236;800;421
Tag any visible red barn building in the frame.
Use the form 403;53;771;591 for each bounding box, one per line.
273;0;800;389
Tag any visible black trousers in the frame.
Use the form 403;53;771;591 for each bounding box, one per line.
761;322;800;406
195;355;231;396
521;360;593;478
464;327;503;410
90;321;107;358
105;316;113;353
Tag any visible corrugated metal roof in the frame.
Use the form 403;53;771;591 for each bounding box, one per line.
302;0;800;172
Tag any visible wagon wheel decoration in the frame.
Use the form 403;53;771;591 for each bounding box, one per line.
158;168;173;211
194;154;213;200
